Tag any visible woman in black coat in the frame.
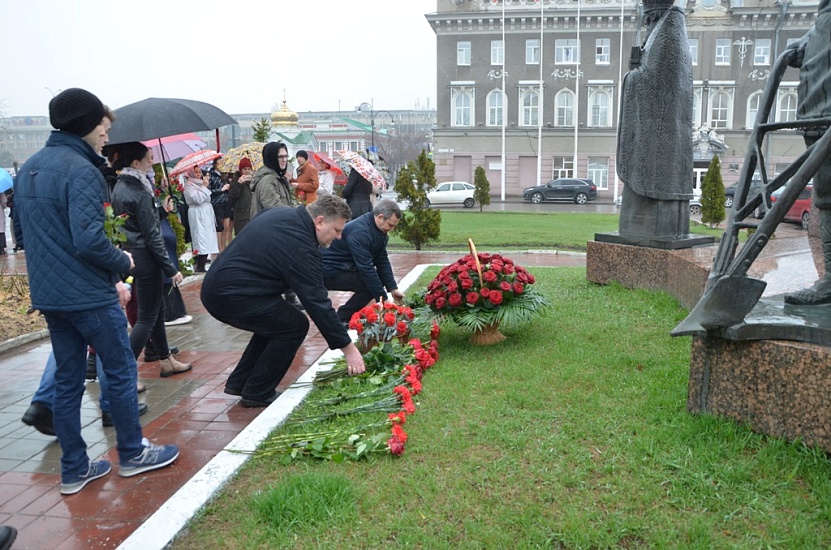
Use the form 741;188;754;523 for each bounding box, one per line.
341;168;374;220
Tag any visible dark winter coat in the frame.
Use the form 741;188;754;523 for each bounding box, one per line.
200;205;351;350
14;131;131;311
341;170;374;219
321;211;397;301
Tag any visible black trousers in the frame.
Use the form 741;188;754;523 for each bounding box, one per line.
202;293;308;401
128;248;170;360
324;269;374;324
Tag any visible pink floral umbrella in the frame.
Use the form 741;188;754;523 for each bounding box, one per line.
169;149;222;177
142;133;206;165
336;150;386;190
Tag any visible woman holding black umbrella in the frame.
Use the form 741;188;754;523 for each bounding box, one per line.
110;142;192;378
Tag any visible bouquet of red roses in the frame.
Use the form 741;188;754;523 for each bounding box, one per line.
349;302;415;352
423;252;547;332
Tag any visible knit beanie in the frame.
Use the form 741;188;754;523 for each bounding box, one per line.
238;157;252;170
49;88;106;137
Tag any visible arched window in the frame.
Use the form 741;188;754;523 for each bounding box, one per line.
556;90;574;127
589;90;611;127
746;91;762;128
487;90;504;127
521;91;539;126
777;92;797;123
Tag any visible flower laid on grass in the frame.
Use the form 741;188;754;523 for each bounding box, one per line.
421;252;549;332
349;302;415;351
249;331;440;462
103;202;128;245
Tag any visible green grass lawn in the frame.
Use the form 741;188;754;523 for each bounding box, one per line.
173;267;831;549
387;211;724;251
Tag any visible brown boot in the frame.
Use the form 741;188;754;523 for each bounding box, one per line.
160;353;193;378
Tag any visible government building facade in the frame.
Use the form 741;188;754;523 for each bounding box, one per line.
426;0;818;200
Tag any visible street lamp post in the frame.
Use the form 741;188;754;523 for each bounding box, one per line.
358;101;394;156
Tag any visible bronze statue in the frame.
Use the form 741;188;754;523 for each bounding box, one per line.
617;0;694;239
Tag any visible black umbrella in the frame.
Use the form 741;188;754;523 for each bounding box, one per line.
108;97;238;145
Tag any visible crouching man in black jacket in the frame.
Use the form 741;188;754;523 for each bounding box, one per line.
200;194;366;407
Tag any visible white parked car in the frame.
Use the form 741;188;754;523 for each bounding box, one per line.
426;181;476;208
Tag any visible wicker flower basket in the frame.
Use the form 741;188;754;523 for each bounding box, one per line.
469;322;506;346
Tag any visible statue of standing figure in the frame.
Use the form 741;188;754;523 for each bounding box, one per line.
617;0;694;239
784;0;831;306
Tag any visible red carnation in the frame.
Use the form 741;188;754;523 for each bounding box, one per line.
489;290;503;305
396;321;408;334
388;436;405;456
366;311;378;323
103;202;111;208
392;423;408;443
430;321;441;341
154;188;161;197
383;312;396;326
389;411;407;424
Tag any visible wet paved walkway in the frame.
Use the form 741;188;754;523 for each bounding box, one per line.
0;250;587;549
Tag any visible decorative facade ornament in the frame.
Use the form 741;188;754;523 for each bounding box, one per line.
487;69;509;79
733;36;753;68
692;124;728;159
748;69;770;82
551;68;583;79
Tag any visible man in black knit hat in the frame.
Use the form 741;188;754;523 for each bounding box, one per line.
15;88;179;495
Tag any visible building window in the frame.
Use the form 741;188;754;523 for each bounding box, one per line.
715;38;731;65
588;88;612;127
746;91;762;128
553;157;574;179
487;90;504;126
786;37;799;47
588;157;609;189
491;40;504;65
457;41;471;66
709;91;731;129
555;90;575;127
451;86;475;127
754;39;771;66
595;38;610;65
689;39;698;66
521;91;539;126
692;87;702;127
777;92;797;122
526;39;540;64
555;39;579;64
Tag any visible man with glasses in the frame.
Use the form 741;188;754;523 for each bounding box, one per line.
250;142;295;217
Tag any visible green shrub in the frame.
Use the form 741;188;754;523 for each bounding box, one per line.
393;150;441;250
701;155;726;227
473;165;491;212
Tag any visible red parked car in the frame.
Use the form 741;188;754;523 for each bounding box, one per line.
770;184;812;229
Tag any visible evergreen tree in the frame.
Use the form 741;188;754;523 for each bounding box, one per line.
251;118;272;143
701;155;726;227
393;150;441;250
473;166;491;212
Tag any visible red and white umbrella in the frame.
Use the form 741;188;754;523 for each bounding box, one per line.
336;150;386;190
169;149;222;177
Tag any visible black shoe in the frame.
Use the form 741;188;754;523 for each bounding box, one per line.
143;346;179;362
22;401;55;436
85;351;98;380
0;525;18;550
224;386;242;396
101;402;149;427
240;393;280;408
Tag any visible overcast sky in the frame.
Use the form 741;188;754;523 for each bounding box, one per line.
1;0;438;117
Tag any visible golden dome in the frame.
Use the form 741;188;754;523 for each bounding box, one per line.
270;100;299;127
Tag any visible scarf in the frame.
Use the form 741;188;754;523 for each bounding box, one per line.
120;166;154;196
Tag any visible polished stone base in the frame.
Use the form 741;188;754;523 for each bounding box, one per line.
689;334;831;452
594;231;715;250
718;297;831;347
586;240;710;309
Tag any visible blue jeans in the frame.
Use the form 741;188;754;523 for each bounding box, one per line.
32;351;110;413
43;304;143;482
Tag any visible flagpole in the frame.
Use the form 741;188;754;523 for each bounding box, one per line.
536;0;544;187
573;0;581;178
501;0;507;202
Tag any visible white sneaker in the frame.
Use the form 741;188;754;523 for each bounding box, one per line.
164;315;193;326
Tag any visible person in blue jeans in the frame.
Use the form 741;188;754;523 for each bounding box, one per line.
23;344;149;435
14;88;179;495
